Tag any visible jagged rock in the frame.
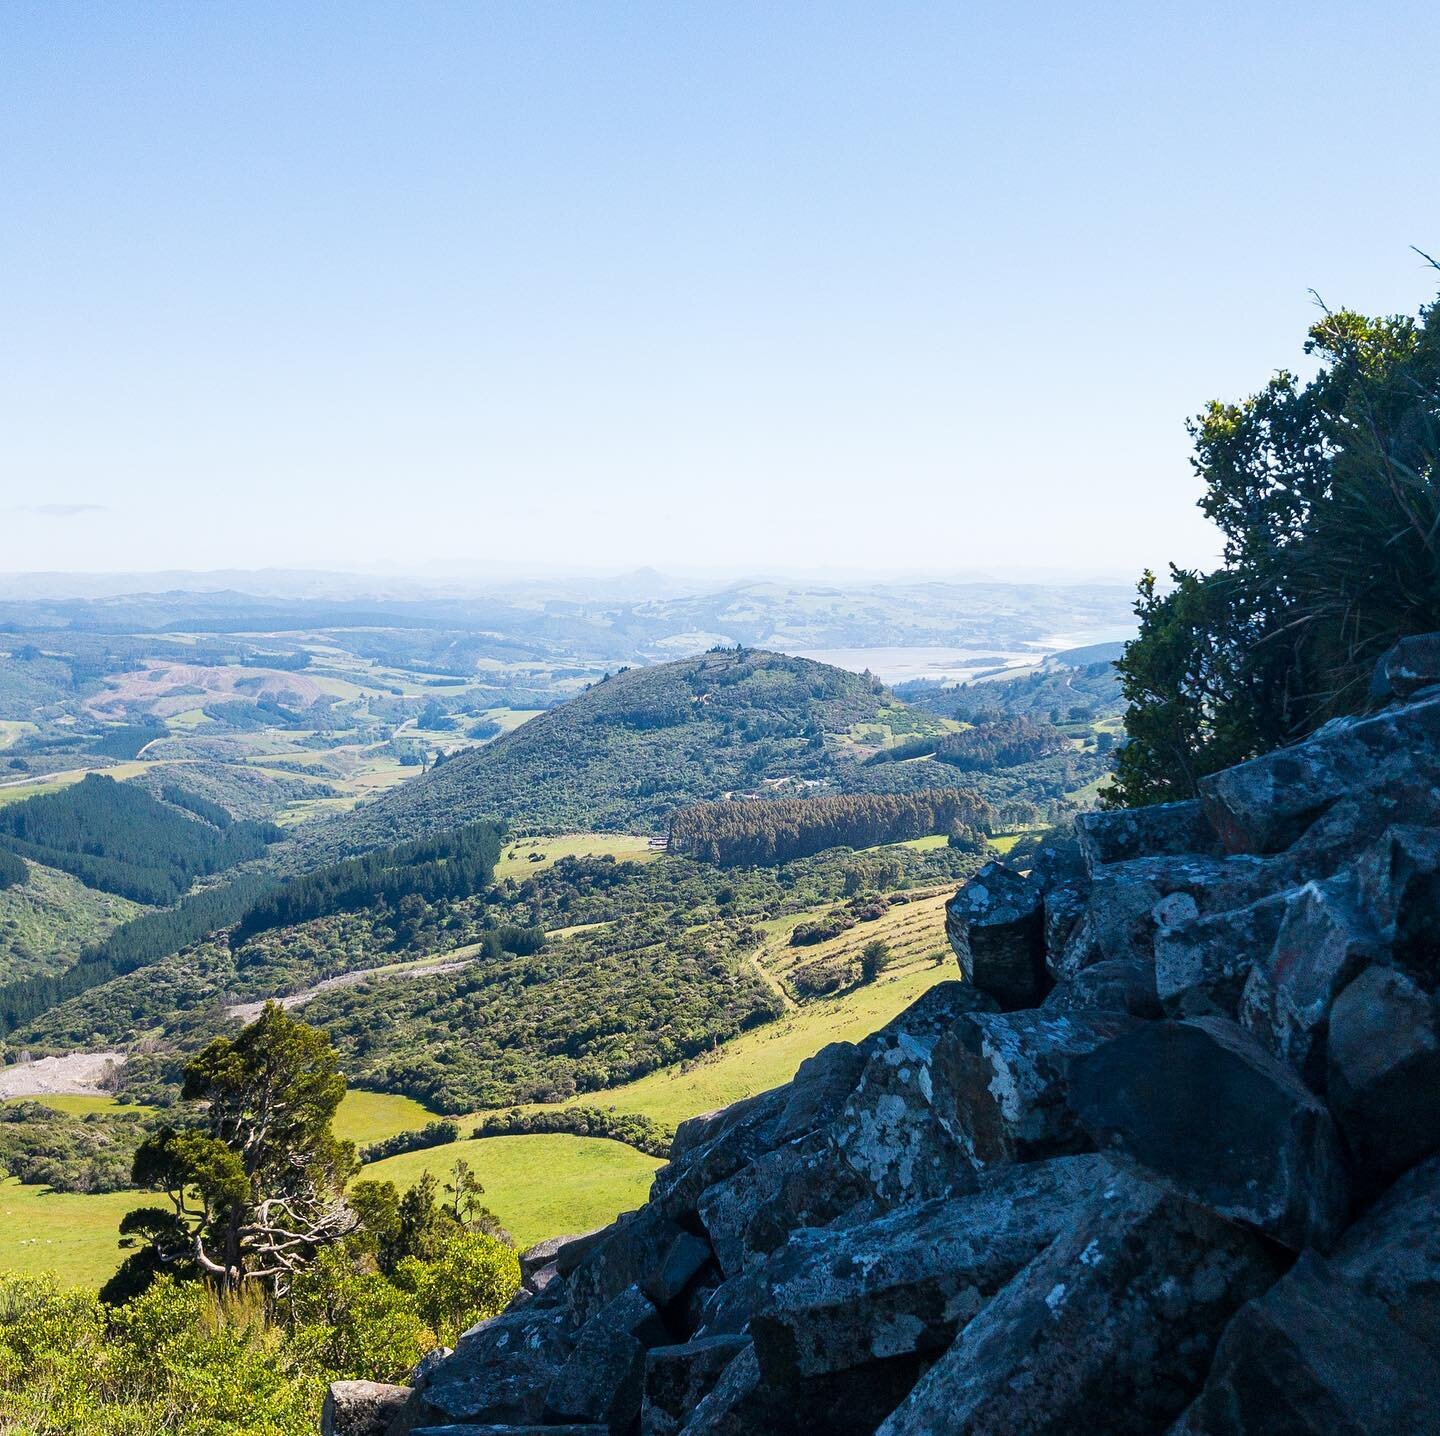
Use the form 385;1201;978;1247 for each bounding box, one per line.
878;1172;1279;1436
740;1140;872;1262
641;1335;751;1436
1237;878;1383;1088
676;1344;778;1434
1172;1251;1440;1435
1355;824;1440;986
1042;883;1088;963
938;1008;1138;1169
691;1267;768;1338
1041;957;1161;1018
868;978;999;1042
1071;1017;1351;1250
565;1208;689;1326
643;1231;713;1309
1198;691;1440;855
544;1328;645;1433
832;1025;978;1207
1331;1152;1440;1352
322;1381;410;1436
597;1284;671;1345
1152;891;1289;1018
1075;799;1220;871
679;1340;923;1436
698;1141;811;1277
1370;631;1440;701
514;1261;563;1307
1059;853;1245;978
542;1286;670;1433
748;1155;1109;1382
403;1346;452;1401
522;1229;609;1283
1025;830;1087;888
650;1090;788;1222
667;1088;785;1167
769;1042;866;1146
1325;963;1440;1184
416;1305;576;1427
945;862;1049;1008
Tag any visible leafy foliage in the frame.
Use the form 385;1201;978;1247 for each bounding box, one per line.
0;1275;322;1435
126;1005;356;1295
472;1105;673;1158
0;1100;154;1193
358;1119;462;1164
1112;287;1440;803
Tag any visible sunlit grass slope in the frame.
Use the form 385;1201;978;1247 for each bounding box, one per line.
362;1134;662;1249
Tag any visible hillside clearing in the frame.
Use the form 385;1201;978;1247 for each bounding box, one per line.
495;833;660;880
0;1051;125;1098
360;1133;661;1250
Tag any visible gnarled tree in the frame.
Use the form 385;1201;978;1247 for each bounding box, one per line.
124;1003;357;1295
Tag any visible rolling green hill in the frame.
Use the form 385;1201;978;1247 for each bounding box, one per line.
306;649;946;849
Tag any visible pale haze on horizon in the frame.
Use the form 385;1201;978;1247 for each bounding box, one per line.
2;2;1438;582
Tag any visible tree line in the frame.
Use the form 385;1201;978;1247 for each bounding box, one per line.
232;821;505;943
667;788;992;867
0;849;24;890
0;775;279;905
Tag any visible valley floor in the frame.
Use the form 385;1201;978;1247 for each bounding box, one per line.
0;954;952;1289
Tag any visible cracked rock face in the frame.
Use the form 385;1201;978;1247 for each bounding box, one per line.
347;633;1440;1436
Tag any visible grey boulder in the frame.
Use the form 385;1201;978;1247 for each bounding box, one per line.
322;1381;409;1436
938;1008;1138;1169
748;1155;1111;1381
1075;798;1220;871
945;862;1049;1009
878;1172;1278;1436
1326;963;1440;1187
1173;1251;1440;1435
1070;1017;1351;1251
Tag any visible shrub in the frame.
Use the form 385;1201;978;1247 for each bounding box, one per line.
1111;285;1440;804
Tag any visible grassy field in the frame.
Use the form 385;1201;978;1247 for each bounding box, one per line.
756;887;952;994
495;833;661;881
539;958;953;1129
0;1179;141;1288
332;1089;441;1146
0;720;37;749
363;1134;661;1250
0;771;87;805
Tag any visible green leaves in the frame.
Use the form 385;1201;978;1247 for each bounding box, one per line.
1110;284;1440;806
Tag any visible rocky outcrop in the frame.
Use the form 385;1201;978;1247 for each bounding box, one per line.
340;634;1440;1436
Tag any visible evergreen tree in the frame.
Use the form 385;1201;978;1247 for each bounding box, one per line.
124;1004;356;1295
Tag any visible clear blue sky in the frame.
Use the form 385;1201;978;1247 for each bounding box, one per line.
2;2;1437;581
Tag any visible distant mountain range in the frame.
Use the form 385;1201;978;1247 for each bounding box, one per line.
0;575;1135;668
